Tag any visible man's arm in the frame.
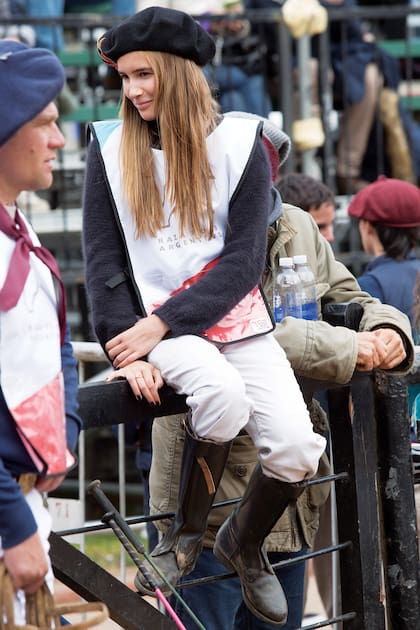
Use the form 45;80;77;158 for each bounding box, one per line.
266;206;415;382
0;454;48;592
0;327;82;589
61;324;82;451
36;326;83;494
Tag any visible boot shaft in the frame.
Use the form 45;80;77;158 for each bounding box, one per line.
231;464;305;546
176;425;232;532
155;423;232;562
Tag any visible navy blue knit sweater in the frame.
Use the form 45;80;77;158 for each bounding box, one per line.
82;124;272;351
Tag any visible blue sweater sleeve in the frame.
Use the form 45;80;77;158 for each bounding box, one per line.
0;390;38;548
61;324;83;451
0;454;37;548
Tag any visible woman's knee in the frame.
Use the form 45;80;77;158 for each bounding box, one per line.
202;369;248;416
189;371;250;440
260;429;326;482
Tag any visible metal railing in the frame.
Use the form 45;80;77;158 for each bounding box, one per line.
48;342;420;629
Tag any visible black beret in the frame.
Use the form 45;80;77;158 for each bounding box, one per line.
97;7;216;67
0;40;65;146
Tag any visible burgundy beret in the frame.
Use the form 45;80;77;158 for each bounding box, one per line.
347;176;420;227
97;7;215;68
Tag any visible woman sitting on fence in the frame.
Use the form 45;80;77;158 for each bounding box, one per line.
82;7;325;626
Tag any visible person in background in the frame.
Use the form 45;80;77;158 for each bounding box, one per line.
0;40;82;625
19;1;65;51
349;175;420;484
148;118;414;629
203;0;273;117
320;0;420;193
83;7;326;626
18;1;137;53
277;171;420;622
319;0;385;193
65;0;136;16
137;0;273;117
0;0;35;46
276;172;336;242
348;176;420;340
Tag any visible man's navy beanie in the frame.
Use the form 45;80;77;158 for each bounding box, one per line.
0;40;65;147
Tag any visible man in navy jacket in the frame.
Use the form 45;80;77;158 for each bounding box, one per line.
0;39;82;623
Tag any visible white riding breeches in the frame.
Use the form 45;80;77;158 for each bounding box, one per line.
148;333;326;483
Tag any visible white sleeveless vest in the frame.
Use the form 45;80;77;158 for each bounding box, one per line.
0;210;74;476
92;117;273;343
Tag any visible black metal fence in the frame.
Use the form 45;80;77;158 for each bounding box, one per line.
50;351;420;630
2;8;419;625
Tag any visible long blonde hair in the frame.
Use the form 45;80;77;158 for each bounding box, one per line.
119;51;220;239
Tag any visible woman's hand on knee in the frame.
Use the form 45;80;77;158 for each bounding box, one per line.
105;315;169;368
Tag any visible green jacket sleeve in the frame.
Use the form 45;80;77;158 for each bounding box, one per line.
264;205;415;383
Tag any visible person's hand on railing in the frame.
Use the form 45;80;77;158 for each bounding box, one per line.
372;328;407;370
355;328;406;372
105;358;163;405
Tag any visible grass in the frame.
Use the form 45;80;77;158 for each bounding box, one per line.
79;528;149;571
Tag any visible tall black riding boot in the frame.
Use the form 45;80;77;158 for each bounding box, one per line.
134;424;232;596
213;464;305;627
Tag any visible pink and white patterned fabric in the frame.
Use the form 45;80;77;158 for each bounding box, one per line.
0;210;74;476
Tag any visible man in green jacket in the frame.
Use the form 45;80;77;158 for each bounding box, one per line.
117;112;410;628
147;194;413;629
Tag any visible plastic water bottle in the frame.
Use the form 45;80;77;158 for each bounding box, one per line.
293;255;318;321
273;257;302;322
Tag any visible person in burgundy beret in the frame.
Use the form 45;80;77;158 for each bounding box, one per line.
348;176;420;339
0;40;81;624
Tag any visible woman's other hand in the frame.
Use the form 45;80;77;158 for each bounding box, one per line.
105;314;169;369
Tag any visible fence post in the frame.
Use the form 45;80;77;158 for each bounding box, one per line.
276;17;295;172
61;361;420;628
328;375;386;629
374;371;420;630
